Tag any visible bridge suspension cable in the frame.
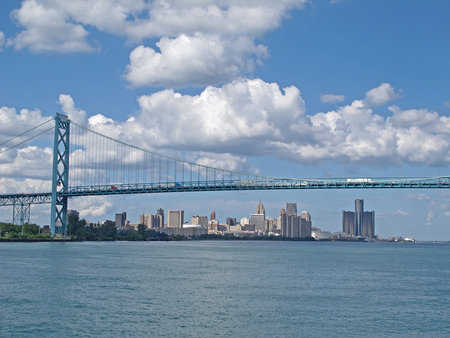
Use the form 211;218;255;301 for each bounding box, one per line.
0;118;54;155
68;120;261;190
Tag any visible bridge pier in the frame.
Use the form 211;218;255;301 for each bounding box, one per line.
50;113;70;236
12;202;30;225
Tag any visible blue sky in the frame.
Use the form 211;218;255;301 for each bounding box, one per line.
0;0;449;240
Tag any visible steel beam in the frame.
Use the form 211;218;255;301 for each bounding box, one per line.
50;113;70;236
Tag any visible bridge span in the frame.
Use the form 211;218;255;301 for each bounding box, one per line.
0;114;449;235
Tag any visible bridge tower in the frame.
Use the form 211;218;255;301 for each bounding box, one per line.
50;113;70;236
13;201;30;225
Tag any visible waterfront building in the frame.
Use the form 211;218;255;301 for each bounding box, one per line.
255;201;266;219
209;219;219;231
226;217;237;227
210;210;216;221
157;208;164;227
280;208;287;236
139;214;151;227
312;230;333;240
249;214;265;233
342;199;375;238
342;211;356;235
167;210;184;228
115;212;127;228
140;214;163;228
240;217;249;226
286;203;297;216
192;215;208;228
159;226;207;237
281;207;312;238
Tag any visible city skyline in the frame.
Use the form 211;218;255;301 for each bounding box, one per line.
0;1;449;240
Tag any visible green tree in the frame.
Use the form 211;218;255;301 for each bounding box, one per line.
137;224;147;239
100;220;117;240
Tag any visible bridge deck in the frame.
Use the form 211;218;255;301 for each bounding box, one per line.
1;177;449;205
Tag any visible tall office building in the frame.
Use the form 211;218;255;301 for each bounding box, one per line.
342;211;355;235
167;210;184;228
192;215;208;228
157;208;164;227
249;214;265;233
255;201;266;219
210;210;216;221
280;208;287;237
250;201;266;233
281;208;312;238
140;213;163;229
286;203;297;216
342;199;375;238
115;212;126;228
299;211;312;238
355;199;364;236
226;217;236;227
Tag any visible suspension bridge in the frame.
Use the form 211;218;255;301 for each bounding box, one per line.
1;114;449;236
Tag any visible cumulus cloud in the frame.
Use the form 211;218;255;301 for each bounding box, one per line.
0;146;53;180
125;34;267;88
0;177;51;194
71;196;113;219
8;0;306;86
3;79;450;198
194;152;255;173
364;83;401;106
9;0;93;53
72;80;450;167
58;94;87;125
8;0;305;50
320;94;345;103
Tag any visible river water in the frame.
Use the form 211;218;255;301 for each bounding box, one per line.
1;241;449;337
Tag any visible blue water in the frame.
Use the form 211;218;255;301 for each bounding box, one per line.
0;241;449;337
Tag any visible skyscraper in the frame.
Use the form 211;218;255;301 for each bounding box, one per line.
157;208;164;227
342;211;355;235
167;210;184;228
255;201;266;219
342;199;375;238
281;207;312;238
286;203;297;216
115;212;126;228
192;215;208;228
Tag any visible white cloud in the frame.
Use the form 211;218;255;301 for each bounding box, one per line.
9;0;93;53
0;177;51;194
444;211;450;217
365;83;401;106
194;152;254;173
426;210;433;226
0;146;52;180
9;0;306;51
71;196;113;219
8;0;306;86
58;94;87;125
2;80;450;199
0;31;5;51
69;80;450;167
394;210;410;216
320;94;345;103
125;34;267;88
0;106;50;141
